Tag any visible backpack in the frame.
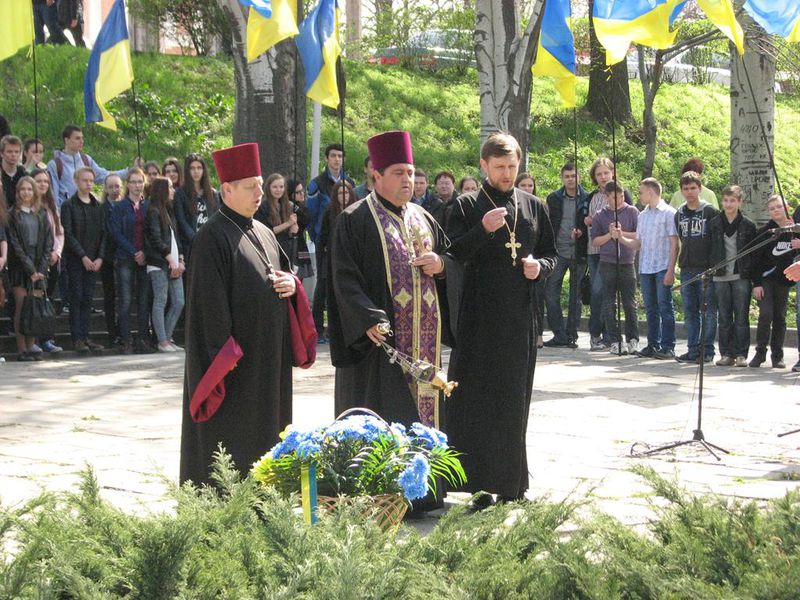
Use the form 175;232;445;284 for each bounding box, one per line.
54;151;91;179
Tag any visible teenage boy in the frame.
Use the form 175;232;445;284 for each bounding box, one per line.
544;163;589;348
749;195;798;369
710;185;756;367
307;143;354;342
1;136;27;208
674;171;720;364
354;155;374;200
411;169;444;221
636;178;678;359
60;167;106;352
432;171;458;227
591;181;640;355
48;124;130;208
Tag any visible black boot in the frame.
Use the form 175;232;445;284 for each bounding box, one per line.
749;348;766;368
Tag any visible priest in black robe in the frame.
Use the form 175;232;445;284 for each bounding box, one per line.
328;130;450;430
445;132;557;503
180;143;296;487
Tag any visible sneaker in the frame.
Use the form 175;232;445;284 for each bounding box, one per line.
31;352;43;361
157;343;176;353
17;352;35;362
543;338;569;348
169;343;184;352
627;339;640;355
792;359;800;372
0;357;5;363
566;338;579;349
121;341;134;355
42;340;63;353
653;349;675;360
85;339;104;351
317;335;329;345
609;342;628;355
675;352;699;364
772;357;786;369
74;340;89;353
716;356;734;366
590;336;605;351
60;305;70;315
735;356;748;367
634;345;656;358
29;343;43;354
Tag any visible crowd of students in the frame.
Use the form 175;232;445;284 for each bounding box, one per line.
1;125;798;372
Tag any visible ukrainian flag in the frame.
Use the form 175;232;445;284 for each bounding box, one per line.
244;0;299;62
296;0;341;109
593;0;686;66
744;0;800;43
532;0;577;108
696;0;744;55
83;0;134;131
0;0;34;62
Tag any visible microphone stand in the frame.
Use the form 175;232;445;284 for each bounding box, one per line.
631;228;782;460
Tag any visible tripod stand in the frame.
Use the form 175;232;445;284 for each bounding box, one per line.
632;226;785;461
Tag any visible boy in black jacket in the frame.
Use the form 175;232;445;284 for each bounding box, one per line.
749;195;799;369
61;167;105;352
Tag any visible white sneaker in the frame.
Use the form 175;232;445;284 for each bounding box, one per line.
0;357;5;363
590;336;605;351
627;339;639;354
609;343;628;355
169;343;184;352
157;343;176;353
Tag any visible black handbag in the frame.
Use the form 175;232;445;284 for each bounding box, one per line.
20;281;56;339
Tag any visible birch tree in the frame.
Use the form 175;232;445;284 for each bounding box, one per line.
474;0;545;168
215;0;307;181
730;2;776;224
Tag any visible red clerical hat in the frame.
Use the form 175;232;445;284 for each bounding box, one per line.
367;131;414;172
211;143;262;184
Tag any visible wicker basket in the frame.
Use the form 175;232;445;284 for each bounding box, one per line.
317;493;409;532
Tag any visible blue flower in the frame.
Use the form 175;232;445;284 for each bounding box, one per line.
396;453;430;501
270;427;324;459
409;422;449;450
325;415;387;443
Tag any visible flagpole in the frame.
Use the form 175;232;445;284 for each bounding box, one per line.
130;77;142;160
30;15;39;140
572;106;578;176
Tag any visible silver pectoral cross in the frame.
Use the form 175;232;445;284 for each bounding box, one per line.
506;231;522;266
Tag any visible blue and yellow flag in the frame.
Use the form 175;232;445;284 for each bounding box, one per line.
244;0;299;62
83;0;134;131
696;0;745;55
0;0;34;62
593;0;686;66
743;0;800;43
532;0;577;108
296;0;341;109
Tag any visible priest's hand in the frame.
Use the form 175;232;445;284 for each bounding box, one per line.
482;207;508;233
412;252;444;277
522;254;541;280
272;271;296;299
366;324;388;346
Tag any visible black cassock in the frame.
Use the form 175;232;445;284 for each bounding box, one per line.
180;204;292;486
445;182;556;499
327;194;450;426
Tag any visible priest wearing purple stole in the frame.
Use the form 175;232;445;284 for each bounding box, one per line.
445;132;557;506
328;130;451;436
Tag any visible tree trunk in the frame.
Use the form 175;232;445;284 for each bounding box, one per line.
730;4;776;225
216;0;307;182
474;0;544;169
586;0;632;125
639;47;665;178
345;0;362;60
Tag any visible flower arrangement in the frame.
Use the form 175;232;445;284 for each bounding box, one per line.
251;413;466;502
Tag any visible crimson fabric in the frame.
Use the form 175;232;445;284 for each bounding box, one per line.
367;131;414;172
189;336;244;422
288;274;317;368
211;143;262;184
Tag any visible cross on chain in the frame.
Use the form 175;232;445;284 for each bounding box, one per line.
505;231;522;266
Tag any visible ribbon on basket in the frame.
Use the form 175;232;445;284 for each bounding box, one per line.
301;462;318;525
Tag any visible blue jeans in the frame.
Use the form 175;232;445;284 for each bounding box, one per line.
149;268;184;343
588;254;606;339
116;258;151;343
640;270;676;352
544;255;586;342
715;278;751;358
32;2;67;45
680;271;717;359
65;255;96;342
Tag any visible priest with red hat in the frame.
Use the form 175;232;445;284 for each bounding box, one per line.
328;130;452;446
179;143;296;486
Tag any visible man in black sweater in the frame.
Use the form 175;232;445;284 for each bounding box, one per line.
60;167;106;352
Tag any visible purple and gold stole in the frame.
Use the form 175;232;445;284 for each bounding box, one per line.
367;195;441;428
